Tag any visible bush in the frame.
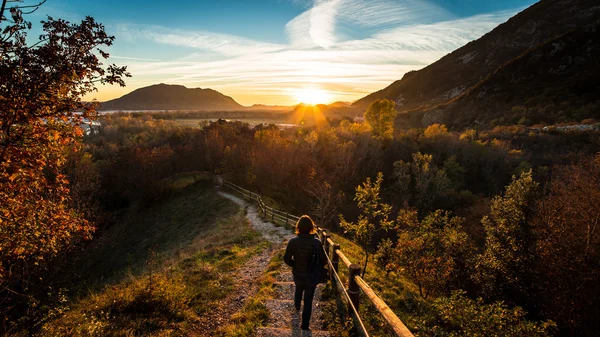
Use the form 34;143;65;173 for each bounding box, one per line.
431;290;554;337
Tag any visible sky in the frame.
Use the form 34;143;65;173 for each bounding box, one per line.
25;0;537;106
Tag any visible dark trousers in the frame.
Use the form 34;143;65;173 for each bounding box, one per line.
293;275;317;329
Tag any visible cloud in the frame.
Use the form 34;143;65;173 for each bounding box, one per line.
115;24;286;57
286;0;455;48
285;0;343;49
310;0;343;48
338;10;515;52
336;0;453;29
110;55;162;62
103;2;523;105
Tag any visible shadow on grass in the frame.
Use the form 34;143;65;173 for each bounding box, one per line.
40;181;267;336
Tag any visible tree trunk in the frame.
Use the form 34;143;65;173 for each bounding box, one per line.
362;251;370;278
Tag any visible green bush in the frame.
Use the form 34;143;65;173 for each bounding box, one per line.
431;290;554;337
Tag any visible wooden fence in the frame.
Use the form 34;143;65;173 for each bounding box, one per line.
222;179;414;337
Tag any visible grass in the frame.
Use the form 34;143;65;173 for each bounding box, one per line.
326;233;436;337
37;179;269;337
75;174;233;286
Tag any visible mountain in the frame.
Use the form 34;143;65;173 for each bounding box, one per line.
427;23;600;127
100;84;244;111
353;0;600;127
328;101;352;108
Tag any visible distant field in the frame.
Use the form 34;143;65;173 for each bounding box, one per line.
173;118;297;128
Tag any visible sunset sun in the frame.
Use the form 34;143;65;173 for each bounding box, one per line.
294;88;331;105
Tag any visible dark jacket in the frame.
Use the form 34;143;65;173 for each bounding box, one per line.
284;234;327;277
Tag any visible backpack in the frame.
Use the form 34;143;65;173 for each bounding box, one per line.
308;239;328;285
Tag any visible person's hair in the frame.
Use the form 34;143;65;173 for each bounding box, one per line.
295;215;316;235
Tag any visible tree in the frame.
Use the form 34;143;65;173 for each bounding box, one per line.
395;209;471;298
364;99;397;139
475;170;538;302
1;0;46;23
339;172;394;277
374;238;395;276
0;4;129;328
303;173;344;228
532;157;600;336
392;152;451;213
423;123;449;138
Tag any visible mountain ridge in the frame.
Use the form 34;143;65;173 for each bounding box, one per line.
353;0;600;127
100;83;244;111
424;22;600;127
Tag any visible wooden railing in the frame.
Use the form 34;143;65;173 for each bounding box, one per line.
221;179;414;337
223;180;300;227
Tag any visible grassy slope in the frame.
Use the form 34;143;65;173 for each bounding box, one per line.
327;233;436;337
39;179;268;336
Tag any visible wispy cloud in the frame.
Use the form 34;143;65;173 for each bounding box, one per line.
309;0;342;48
336;0;453;28
115;24;286;57
101;1;523;105
338;10;515;52
110;55;162;62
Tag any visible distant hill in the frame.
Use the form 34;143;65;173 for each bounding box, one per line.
328;101;352;108
353;0;600;128
100;84;244;111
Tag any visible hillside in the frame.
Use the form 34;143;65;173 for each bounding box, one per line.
426;23;600;128
41;178;272;336
100;83;244;111
353;0;600;124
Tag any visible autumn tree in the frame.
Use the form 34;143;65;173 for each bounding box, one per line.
395;209;471;298
0;4;129;328
303;173;344;228
423;123;449;139
392;152;451;213
339;172;394;277
474;170;538;302
532;157;600;336
364;99;397;139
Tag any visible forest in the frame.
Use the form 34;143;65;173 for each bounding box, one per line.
5;108;598;335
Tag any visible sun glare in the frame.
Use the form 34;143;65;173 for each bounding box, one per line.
294;88;331;105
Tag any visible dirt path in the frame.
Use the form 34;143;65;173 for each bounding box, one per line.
217;190;331;336
218;190;295;244
192;190;294;334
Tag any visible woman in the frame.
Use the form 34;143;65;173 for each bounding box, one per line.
284;215;327;331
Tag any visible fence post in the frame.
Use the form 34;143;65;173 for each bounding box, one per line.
331;243;340;279
323;232;330;255
271;209;274;223
285;212;289;227
348;264;361;312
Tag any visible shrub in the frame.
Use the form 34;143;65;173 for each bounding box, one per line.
432;290;554;337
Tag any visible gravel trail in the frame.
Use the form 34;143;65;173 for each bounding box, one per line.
193;190;294;334
218;190;295;244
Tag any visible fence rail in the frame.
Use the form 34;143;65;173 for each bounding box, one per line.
221;178;414;337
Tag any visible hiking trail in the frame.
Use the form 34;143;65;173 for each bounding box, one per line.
217;190;332;337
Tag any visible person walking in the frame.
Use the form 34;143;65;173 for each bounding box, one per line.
284;215;327;331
